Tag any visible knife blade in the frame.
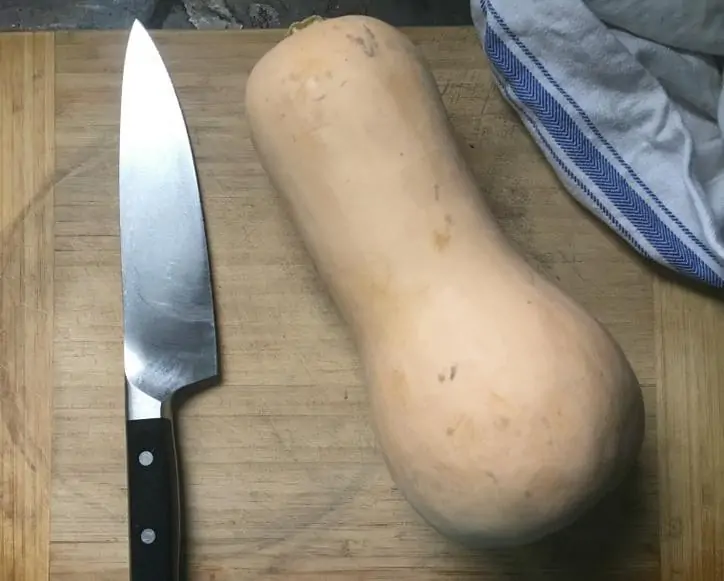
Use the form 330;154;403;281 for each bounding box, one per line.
119;19;218;581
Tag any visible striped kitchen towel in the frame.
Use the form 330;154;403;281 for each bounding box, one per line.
470;0;724;288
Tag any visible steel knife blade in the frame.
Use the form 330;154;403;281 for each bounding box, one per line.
119;19;218;581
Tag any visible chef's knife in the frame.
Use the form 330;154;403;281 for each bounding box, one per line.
119;20;218;581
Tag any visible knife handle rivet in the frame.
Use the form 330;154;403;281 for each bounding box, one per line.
141;528;156;544
138;451;154;466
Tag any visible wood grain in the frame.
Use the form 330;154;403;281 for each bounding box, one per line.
0;32;55;581
656;278;724;580
49;27;659;580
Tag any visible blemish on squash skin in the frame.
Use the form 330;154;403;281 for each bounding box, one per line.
363;24;377;38
433;214;454;252
433;184;440;201
446;415;466;436
494;416;510;430
346;34;372;56
485;470;498;484
490;392;507;405
437;365;457;383
433;230;451;251
346;25;379;57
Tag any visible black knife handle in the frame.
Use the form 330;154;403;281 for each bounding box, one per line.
126;418;180;581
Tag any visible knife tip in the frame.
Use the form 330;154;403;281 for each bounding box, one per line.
128;19;150;44
125;18;158;67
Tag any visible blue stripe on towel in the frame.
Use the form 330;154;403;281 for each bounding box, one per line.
480;0;724;287
497;77;654;261
485;3;720;267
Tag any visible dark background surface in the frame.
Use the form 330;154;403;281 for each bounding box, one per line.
0;0;473;30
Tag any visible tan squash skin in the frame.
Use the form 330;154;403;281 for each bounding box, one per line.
245;15;645;547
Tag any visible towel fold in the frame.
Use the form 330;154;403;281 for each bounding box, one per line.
471;0;724;287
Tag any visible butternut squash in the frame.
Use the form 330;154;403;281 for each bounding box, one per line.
245;15;645;548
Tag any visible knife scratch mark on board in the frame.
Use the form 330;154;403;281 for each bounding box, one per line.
207;171;227;196
0;361;23;450
0;364;43;477
263;414;291;454
297;352;314;382
253;466;369;556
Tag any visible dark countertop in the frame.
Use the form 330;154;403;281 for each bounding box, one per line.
0;0;473;30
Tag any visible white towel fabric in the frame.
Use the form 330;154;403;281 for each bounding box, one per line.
470;0;724;287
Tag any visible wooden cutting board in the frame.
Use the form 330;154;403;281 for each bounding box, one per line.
1;23;723;581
